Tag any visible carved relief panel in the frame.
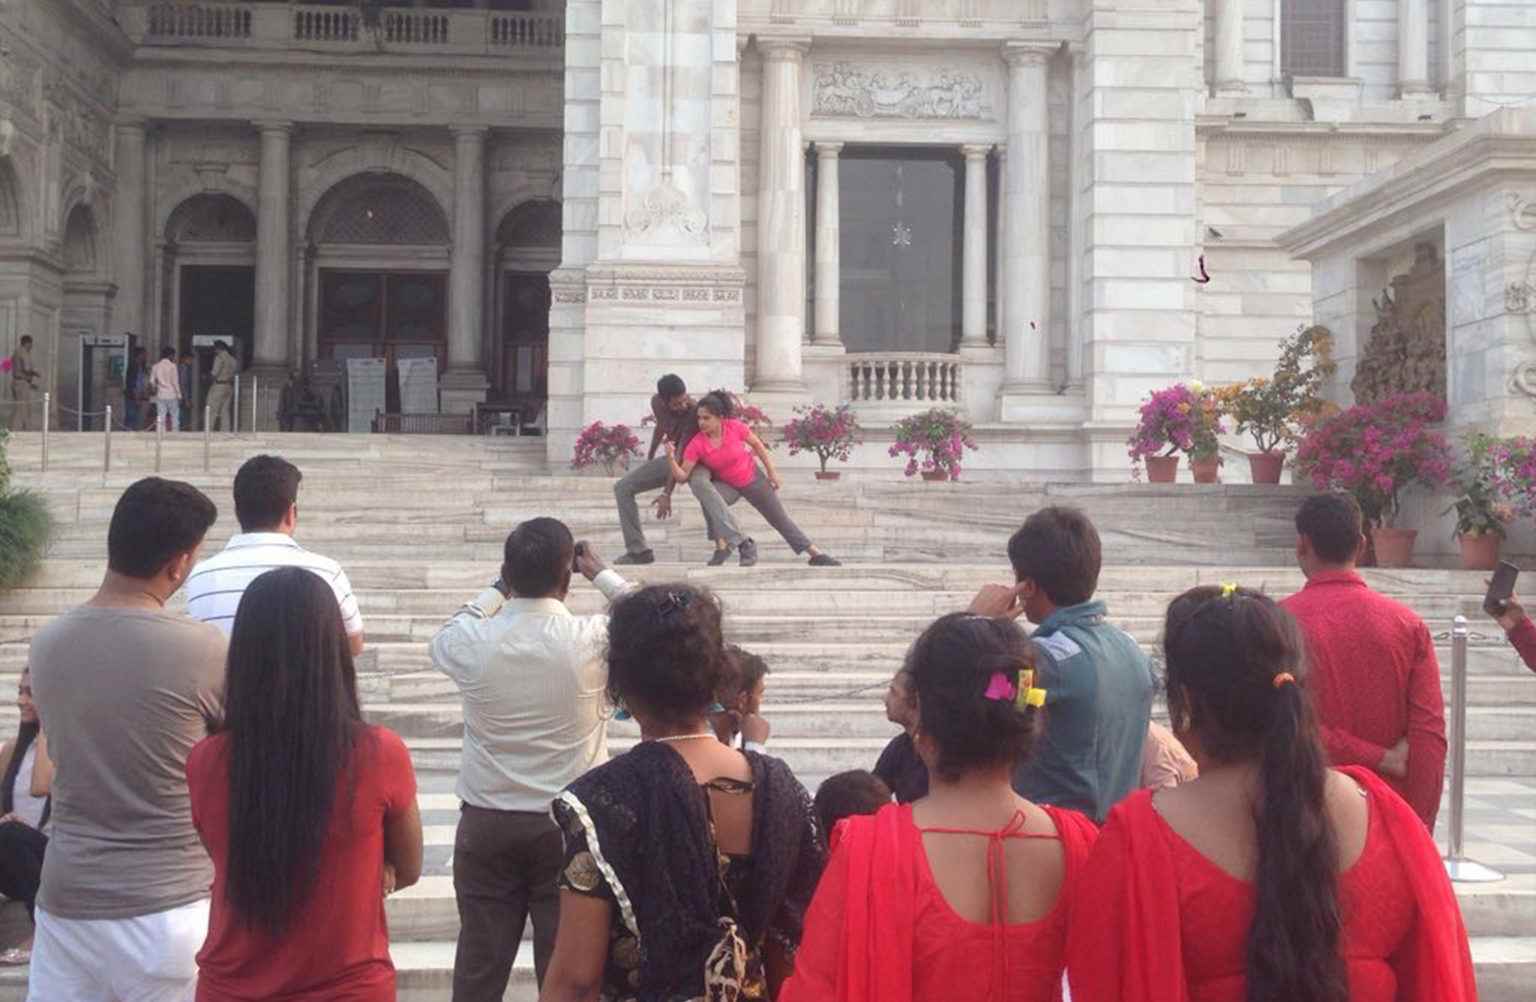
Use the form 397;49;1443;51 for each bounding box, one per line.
1351;243;1447;405
810;59;996;121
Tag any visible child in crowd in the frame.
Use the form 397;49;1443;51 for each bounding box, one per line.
812;771;892;849
710;643;772;750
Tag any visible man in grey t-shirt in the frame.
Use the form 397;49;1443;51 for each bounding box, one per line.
29;477;225;1002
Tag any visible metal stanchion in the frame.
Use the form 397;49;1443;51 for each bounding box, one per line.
204;405;212;472
233;375;241;434
1443;614;1503;883
40;392;50;472
250;374;259;433
155;413;164;473
103;406;113;474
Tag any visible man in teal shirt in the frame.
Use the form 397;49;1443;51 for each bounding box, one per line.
970;506;1153;821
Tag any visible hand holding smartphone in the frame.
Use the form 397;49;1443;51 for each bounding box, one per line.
1484;561;1520;617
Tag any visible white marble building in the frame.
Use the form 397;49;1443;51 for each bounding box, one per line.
1;0;1532;478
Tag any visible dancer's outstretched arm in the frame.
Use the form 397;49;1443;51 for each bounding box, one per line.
745;430;782;490
662;439;696;483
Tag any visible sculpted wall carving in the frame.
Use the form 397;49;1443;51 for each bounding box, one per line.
812;62;987;120
1351;243;1447;405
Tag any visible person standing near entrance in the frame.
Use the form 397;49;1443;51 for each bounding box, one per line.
613;374;743;566
206;340;237;431
428;520;632;1000
150;346;182;432
8;336;40;431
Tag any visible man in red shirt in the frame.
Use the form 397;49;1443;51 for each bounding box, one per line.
1280;494;1446;828
1489;589;1536;673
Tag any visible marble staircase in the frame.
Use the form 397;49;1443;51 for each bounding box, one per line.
0;431;1532;1000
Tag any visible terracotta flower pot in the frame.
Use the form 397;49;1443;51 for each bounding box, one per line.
1371;527;1419;568
1458;533;1502;571
1247;450;1286;485
1190;455;1221;484
921;470;950;482
814;470;842;481
1144;455;1179;483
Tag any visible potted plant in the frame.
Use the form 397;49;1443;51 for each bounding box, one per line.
889;408;978;481
1127;383;1225;483
1487;434;1536;521
783;403;862;481
0;429;53;591
1443;435;1514;571
1294;392;1453;567
1220;325;1336;484
571;421;641;477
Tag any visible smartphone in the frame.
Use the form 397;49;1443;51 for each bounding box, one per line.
1484;561;1520;617
572;541;588;572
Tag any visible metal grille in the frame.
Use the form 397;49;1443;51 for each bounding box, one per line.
1282;0;1347;78
316;176;450;245
167;194;256;243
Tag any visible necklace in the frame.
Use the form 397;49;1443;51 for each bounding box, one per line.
651;732;715;744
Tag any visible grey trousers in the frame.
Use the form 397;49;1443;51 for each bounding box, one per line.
615;456;743;555
717;469;813;554
452;805;563;999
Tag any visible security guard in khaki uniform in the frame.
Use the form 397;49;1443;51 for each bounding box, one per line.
8;335;40;431
206;340;237;431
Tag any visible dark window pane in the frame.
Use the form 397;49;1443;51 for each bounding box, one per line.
1282;0;1347;78
838;149;962;354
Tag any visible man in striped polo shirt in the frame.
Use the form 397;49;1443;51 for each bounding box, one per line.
185;455;364;653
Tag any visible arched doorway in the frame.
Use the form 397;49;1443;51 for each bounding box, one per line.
493;199;559;416
166;193;257;359
305;172;451;415
61;203;113;427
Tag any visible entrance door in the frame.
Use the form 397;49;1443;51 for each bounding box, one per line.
180;266;255;362
501;271;550;411
318;269;447;414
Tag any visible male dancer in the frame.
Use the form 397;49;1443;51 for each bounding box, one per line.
613;374;743;566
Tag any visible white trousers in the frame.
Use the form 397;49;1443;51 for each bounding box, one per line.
154;399;180;432
27;899;209;1002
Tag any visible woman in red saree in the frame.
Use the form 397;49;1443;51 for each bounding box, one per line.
782;613;1098;1002
1067;586;1476;1002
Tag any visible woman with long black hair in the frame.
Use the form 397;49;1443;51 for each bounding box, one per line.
0;668;52;965
187;567;423;1001
1067;586;1475;1002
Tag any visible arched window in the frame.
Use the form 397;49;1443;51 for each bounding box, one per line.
165;193;256;244
1282;0;1347;78
309;173;450;246
0;163;19;238
63;205;97;273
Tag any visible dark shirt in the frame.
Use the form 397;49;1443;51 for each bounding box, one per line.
873;732;929;804
1012;599;1154;823
649;393;699;458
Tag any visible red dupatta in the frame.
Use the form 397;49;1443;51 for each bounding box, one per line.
1065;767;1477;1002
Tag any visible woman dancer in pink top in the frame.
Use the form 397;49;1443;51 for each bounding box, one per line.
664;391;841;568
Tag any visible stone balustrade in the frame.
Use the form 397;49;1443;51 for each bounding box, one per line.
846;353;963;407
145;2;252;40
129;3;563;55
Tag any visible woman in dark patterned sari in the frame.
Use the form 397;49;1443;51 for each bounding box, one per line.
538;584;826;1002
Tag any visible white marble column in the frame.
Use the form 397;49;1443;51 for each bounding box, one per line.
253;120;292;370
812;141;842;348
1398;0;1431;97
961;144;991;349
110;121;147;339
1214;0;1247;96
447;126;487;380
754;38;809;391
1002;44;1053;388
993;149;1005;344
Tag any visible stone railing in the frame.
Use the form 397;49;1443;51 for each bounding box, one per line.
846;353;963;406
490;13;566;48
145;2;252;40
293;6;358;43
127;3;564;56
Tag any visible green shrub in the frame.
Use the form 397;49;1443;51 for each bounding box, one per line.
0;430;52;590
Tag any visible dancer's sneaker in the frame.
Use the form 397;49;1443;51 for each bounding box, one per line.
738;539;759;567
614;550;655;566
707;546;734;567
809;553;842;567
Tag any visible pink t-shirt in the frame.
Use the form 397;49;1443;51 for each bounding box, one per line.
683;418;758;490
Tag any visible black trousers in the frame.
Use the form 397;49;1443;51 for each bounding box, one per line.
0;821;46;919
451;804;563;1001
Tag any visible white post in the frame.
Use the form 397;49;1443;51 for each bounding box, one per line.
251;374;259;433
154;414;163;473
233;374;241;433
104;405;113;474
203;405;211;472
40;392;50;472
1443;615;1504;882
